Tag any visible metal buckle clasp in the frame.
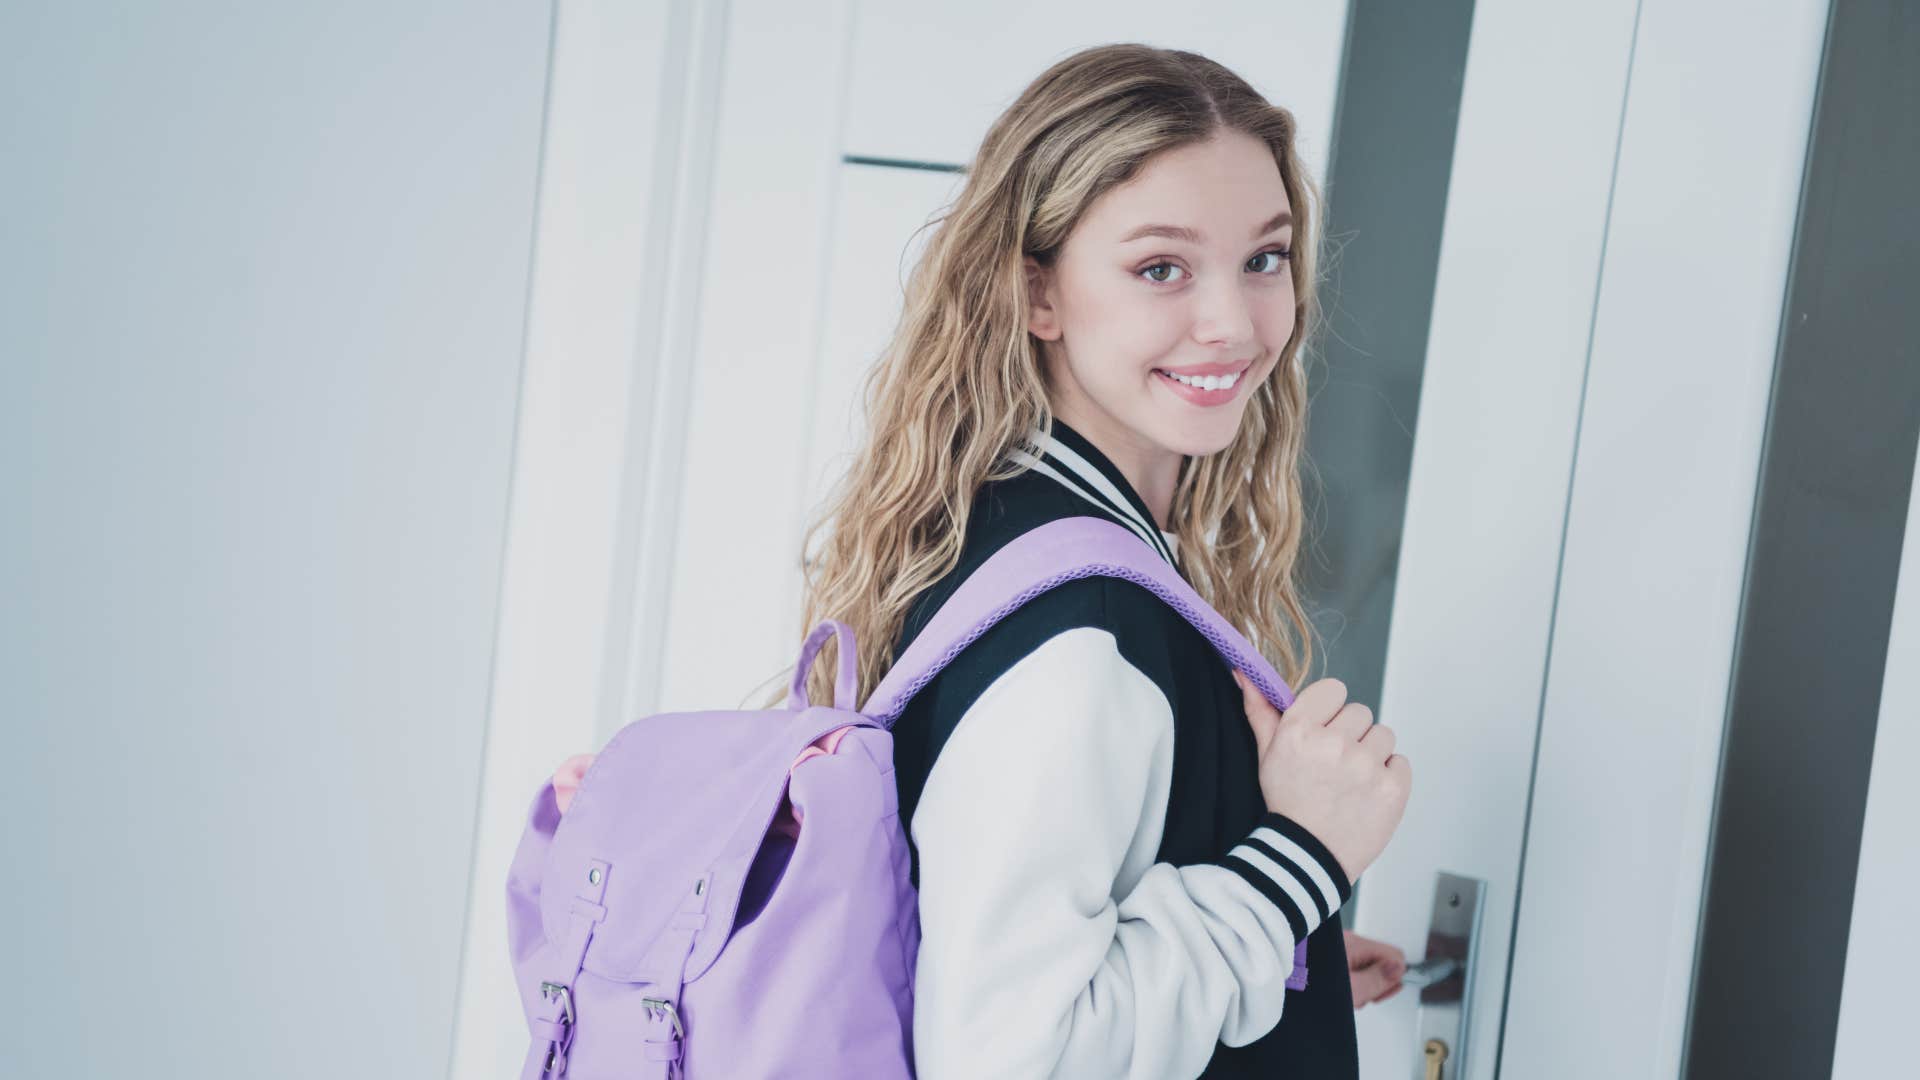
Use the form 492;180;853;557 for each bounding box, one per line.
640;996;686;1039
539;981;576;1027
537;981;577;1073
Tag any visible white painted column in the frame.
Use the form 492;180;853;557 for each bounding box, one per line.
447;1;727;1073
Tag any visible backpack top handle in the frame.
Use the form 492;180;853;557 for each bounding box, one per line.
788;618;861;712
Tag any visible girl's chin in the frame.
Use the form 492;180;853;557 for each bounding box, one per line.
1139;407;1245;459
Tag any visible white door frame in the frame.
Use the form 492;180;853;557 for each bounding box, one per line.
1345;0;1643;1071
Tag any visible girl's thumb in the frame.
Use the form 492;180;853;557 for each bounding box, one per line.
1235;670;1276;756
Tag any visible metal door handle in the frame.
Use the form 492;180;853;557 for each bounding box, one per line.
1401;956;1458;989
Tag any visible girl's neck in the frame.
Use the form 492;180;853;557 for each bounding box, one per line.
1050;409;1181;533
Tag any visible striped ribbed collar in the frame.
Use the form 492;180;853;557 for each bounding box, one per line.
1007;416;1181;568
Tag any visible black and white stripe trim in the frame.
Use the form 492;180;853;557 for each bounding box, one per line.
1218;811;1354;944
1011;428;1180;568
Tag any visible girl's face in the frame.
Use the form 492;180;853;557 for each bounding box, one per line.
1025;129;1296;495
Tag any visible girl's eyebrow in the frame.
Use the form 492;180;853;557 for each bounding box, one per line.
1118;210;1293;245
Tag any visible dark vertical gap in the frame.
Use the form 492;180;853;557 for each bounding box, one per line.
1305;0;1476;932
841;153;965;173
1682;1;1920;1076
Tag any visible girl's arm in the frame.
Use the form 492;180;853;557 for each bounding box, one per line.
909;626;1350;1079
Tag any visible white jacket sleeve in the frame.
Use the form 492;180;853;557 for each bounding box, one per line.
908;626;1353;1080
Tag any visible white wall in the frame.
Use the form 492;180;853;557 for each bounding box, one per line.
1831;435;1920;1079
0;4;552;1077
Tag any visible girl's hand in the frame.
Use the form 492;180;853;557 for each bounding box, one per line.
1344;930;1407;1008
1235;670;1410;884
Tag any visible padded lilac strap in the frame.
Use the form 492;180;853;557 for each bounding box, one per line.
860;516;1298;728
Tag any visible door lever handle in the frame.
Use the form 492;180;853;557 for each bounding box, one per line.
1401;956;1458;989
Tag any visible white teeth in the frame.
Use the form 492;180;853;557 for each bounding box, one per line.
1164;370;1239;391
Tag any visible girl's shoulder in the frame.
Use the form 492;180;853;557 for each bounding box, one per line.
896;525;1193;729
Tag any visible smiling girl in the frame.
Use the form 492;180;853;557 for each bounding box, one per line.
779;43;1412;1078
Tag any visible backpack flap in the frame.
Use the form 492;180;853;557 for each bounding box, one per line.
861;514;1299;727
536;703;879;986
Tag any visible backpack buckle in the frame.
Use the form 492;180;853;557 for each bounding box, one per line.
539;981;576;1027
641;996;685;1039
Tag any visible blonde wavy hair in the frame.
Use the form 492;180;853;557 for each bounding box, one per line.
756;42;1328;713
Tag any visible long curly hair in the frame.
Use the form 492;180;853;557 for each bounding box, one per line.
756;42;1328;712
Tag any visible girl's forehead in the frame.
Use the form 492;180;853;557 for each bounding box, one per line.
1077;137;1292;245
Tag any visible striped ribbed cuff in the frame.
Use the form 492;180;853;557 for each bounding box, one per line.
1218;812;1354;944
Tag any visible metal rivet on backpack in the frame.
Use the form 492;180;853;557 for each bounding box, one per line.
588;868;603;886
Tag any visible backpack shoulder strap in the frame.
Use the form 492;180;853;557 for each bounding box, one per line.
859;515;1297;728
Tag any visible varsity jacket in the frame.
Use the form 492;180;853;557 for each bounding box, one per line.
890;416;1361;1079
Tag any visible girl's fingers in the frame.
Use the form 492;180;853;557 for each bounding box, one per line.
1235;670;1277;758
1351;966;1393;1008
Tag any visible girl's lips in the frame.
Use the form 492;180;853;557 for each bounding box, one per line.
1154;367;1244;406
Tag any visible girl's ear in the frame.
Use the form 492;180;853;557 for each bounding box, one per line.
1024;255;1062;341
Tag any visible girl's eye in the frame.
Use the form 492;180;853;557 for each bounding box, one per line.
1137;247;1294;285
1247;247;1294;274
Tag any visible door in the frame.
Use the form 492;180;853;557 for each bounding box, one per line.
1346;1;1828;1077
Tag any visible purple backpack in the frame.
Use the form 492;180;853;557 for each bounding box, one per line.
503;515;1307;1078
